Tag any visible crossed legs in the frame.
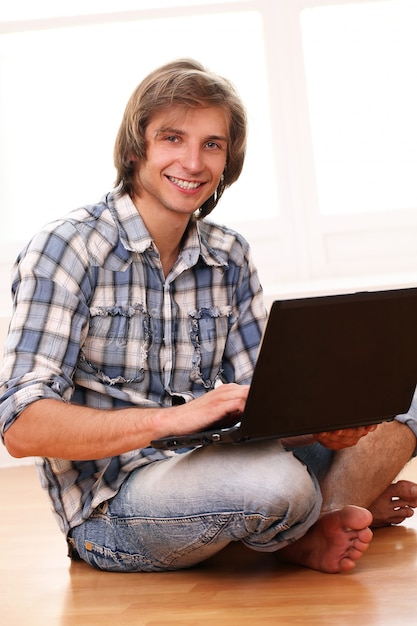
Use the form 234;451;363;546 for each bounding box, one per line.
70;422;417;576
320;420;417;526
277;419;417;573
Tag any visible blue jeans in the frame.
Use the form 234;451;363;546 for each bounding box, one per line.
293;443;335;483
70;440;322;572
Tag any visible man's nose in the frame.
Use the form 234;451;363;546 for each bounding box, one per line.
180;144;204;172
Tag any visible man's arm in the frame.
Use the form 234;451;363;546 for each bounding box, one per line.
3;383;250;460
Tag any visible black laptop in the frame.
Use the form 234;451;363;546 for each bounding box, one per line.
151;287;417;450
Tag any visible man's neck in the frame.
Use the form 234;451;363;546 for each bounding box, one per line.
132;195;192;276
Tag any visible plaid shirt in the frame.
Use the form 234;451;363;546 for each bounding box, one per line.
0;191;266;533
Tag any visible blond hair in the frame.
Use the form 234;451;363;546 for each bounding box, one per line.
114;59;247;219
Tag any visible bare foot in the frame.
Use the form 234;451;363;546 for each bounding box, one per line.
369;480;417;527
275;505;373;574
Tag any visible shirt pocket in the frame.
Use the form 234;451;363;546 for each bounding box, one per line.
189;306;232;389
79;304;151;385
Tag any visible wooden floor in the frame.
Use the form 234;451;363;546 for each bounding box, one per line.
2;461;417;626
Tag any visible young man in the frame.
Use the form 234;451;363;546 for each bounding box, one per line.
0;59;411;574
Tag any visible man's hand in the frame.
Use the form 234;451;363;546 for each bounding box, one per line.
314;425;378;450
170;383;250;436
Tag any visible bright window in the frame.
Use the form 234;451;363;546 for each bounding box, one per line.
301;0;417;216
0;7;275;244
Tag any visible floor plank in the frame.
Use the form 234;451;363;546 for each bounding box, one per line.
2;460;417;625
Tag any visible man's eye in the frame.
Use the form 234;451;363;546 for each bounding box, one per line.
206;141;222;150
166;135;179;143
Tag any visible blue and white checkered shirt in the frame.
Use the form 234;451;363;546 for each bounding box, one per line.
0;191;266;533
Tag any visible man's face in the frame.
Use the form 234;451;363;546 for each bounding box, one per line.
134;105;229;219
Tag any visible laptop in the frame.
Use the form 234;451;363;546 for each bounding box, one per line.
151;287;417;450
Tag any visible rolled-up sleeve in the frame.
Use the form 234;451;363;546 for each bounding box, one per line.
0;223;91;440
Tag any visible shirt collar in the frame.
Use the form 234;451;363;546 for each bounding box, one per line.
110;191;227;269
111;191;153;253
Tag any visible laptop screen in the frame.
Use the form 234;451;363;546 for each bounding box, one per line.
240;288;417;439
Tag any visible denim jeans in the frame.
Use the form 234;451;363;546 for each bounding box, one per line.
292;442;335;483
70;439;322;572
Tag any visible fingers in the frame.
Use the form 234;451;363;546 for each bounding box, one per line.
315;426;376;450
189;383;249;428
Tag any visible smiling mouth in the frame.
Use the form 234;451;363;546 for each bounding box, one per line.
168;176;203;190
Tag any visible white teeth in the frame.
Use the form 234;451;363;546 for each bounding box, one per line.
169;176;201;190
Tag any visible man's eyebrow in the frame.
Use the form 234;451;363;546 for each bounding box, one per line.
207;134;228;143
155;126;185;136
155;127;228;142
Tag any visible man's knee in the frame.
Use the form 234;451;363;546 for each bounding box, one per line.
222;441;321;522
236;445;322;551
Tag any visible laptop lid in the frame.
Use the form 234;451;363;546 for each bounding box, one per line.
151;287;417;450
